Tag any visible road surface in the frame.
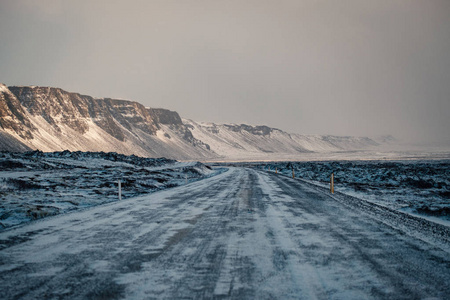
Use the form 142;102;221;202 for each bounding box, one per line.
1;168;449;299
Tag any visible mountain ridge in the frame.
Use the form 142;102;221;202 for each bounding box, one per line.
0;84;382;161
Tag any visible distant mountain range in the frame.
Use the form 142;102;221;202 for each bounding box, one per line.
0;84;384;161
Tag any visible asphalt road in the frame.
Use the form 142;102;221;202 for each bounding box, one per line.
0;168;449;299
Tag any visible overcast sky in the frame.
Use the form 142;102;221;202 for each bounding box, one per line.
1;0;449;144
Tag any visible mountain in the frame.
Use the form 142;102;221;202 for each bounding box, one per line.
0;84;213;160
0;84;381;161
183;120;379;161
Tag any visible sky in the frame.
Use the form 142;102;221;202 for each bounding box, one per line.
0;0;449;144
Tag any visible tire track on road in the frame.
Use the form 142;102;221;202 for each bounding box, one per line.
261;170;450;299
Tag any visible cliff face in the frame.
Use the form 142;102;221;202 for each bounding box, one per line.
0;85;213;159
0;84;381;161
147;108;183;125
0;84;35;139
8;86;160;141
223;124;273;136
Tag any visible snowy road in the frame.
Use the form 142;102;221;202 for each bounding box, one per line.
1;168;449;299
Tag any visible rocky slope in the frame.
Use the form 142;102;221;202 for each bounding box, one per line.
0;84;381;160
0;84;213;160
184;120;379;161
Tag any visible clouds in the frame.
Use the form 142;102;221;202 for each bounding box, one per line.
1;0;449;144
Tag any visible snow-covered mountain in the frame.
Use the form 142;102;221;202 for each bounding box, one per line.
0;84;381;160
184;120;380;161
0;84;213;160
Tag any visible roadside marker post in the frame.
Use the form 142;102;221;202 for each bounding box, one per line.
331;173;334;194
118;180;122;200
292;167;295;179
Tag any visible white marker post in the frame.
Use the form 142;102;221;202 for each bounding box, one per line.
118;180;122;201
330;173;334;194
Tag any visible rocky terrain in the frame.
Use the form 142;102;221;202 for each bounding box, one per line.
0;150;218;229
0;84;383;161
256;160;450;223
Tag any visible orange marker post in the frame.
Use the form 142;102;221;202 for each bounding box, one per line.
331;173;334;194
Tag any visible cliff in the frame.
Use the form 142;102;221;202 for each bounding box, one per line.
0;84;381;161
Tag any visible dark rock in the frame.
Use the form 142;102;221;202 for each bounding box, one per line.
147;108;183;125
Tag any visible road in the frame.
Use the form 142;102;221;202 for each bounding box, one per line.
0;168;449;299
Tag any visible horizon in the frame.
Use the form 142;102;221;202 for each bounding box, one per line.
1;0;449;144
0;82;398;143
3;82;448;147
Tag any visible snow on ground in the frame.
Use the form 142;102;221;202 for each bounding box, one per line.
0;150;220;230
0;167;448;299
254;160;450;225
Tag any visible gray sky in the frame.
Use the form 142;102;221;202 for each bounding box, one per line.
1;0;449;144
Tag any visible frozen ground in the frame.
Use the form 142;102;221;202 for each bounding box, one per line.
203;147;450;163
0;168;449;299
254;160;450;225
0;150;217;229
